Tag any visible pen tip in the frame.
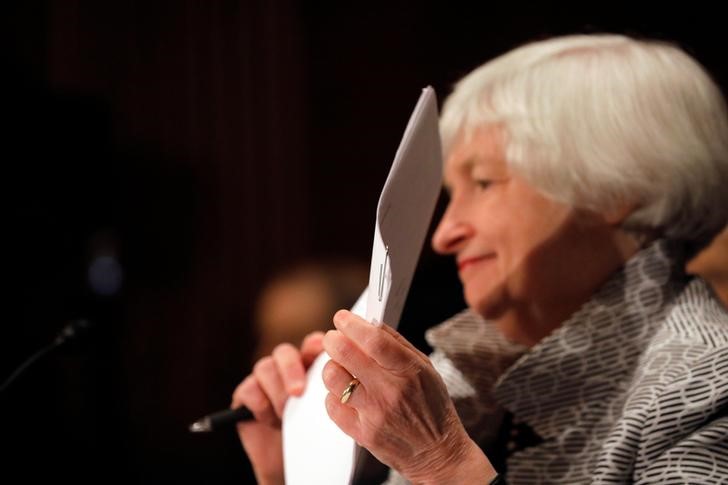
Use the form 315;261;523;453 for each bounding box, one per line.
189;419;211;433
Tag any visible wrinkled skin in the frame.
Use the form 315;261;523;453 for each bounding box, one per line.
321;310;494;484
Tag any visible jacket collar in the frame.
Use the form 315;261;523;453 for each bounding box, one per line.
491;239;688;438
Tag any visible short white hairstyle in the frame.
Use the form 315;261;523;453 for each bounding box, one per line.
440;34;728;245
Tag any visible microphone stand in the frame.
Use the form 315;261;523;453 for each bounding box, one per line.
0;319;93;393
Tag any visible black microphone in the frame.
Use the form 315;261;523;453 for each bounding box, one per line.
0;319;94;393
54;319;94;345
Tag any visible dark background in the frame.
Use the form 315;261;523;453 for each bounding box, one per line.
2;2;726;483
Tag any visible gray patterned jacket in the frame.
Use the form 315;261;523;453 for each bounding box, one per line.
383;240;728;484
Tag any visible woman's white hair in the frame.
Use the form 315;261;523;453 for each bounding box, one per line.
441;34;728;244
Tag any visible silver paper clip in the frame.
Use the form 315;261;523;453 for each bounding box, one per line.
377;246;389;302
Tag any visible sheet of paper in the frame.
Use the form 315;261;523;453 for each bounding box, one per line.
282;87;443;485
366;86;443;327
282;290;367;485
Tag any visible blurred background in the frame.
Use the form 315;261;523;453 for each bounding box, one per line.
2;2;727;483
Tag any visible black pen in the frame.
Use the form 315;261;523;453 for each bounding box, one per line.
189;406;254;433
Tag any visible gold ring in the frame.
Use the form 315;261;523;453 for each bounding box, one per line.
340;378;360;404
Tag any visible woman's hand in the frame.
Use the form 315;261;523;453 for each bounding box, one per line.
322;310;497;484
231;332;324;485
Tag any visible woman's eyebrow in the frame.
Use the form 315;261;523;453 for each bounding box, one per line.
455;157;477;174
442;157;476;193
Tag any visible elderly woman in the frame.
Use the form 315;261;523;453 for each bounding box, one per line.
233;34;728;484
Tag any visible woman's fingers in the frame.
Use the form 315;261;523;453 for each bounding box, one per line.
324;391;360;442
272;343;306;395
330;310;424;376
300;331;325;368
322;328;380;384
253;356;288;418
232;375;279;425
320;311;481;484
380;323;430;363
232;332;325;428
321;358;367;408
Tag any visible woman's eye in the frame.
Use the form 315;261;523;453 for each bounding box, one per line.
474;179;491;191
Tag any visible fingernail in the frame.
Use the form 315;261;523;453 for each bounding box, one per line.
291;379;305;394
333;309;349;326
335;315;349;330
322;330;339;354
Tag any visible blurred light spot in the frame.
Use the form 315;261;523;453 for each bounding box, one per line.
88;255;123;296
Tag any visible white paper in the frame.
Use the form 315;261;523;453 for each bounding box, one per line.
366;86;444;328
282;290;367;485
282;87;443;485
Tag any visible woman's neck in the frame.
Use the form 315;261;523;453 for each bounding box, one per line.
493;230;641;347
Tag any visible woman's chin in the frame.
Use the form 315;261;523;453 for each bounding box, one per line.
466;288;507;321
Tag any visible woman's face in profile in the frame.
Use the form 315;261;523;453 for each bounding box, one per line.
431;127;612;330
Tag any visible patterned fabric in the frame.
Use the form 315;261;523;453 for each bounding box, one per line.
381;240;728;484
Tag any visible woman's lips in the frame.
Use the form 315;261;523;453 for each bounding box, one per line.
457;255;493;272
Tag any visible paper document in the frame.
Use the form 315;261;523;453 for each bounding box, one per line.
282;87;443;485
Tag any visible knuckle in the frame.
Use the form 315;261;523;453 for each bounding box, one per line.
238;380;270;413
384;378;416;412
248;391;271;413
321;361;336;386
337;339;356;363
303;331;325;350
231;378;250;402
253;356;275;376
324;392;339;420
364;331;387;356
272;342;296;359
392;355;422;377
272;400;285;418
231;390;244;407
359;424;380;449
326;330;352;360
302;331;323;346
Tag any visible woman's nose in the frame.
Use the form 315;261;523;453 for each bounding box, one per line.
431;202;473;255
